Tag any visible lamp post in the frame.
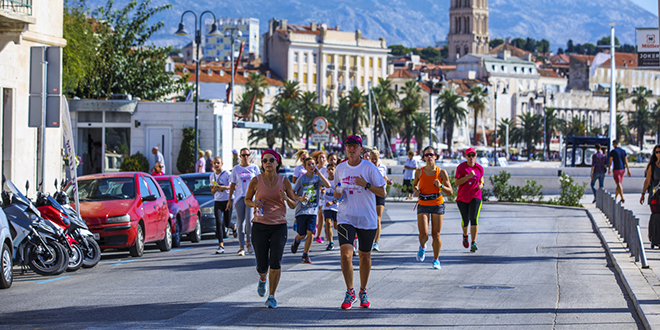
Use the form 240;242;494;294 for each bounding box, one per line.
542;87;554;161
427;78;439;148
175;11;222;163
492;81;508;166
224;28;243;105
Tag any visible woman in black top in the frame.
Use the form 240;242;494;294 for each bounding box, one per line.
640;144;660;205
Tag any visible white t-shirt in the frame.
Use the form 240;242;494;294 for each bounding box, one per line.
319;166;328;178
230;164;261;203
403;159;417;180
376;164;387;178
333;159;386;229
293;164;307;178
323;186;338;212
209;170;231;202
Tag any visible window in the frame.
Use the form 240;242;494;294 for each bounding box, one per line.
313;73;317;84
139;177;150;198
145;177;161;198
303;73;308;83
361;76;364;85
303;53;308;63
361;57;364;66
327;54;333;63
294;52;298;63
313;53;317;64
293;72;298;81
369;57;373;67
157;180;174;200
378;58;382;68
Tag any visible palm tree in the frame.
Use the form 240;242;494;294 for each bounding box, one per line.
435;89;467;153
379;107;403;157
614;83;627;111
562;115;587;137
275;80;301;105
632;86;652;111
497;118;518;147
298;91;319;149
269;99;301;152
377;78;400;107
411;113;434;154
605;114;631;143
543;108;564;159
248;112;276;150
336;97;353;145
629;104;653;149
347;88;368;138
516;112;543;155
400;80;422;151
467;86;487;145
370;80;399;148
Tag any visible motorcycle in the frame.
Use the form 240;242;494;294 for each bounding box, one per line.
2;179;68;276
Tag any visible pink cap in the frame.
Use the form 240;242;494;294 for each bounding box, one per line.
465;148;477;156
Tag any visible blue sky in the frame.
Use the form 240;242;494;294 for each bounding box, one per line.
632;0;658;15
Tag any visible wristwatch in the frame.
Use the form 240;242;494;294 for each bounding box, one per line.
365;183;372;190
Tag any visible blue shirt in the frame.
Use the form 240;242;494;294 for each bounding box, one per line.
609;147;627;170
293;174;322;216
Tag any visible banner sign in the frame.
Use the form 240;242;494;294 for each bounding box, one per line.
637;28;660;68
61;97;80;216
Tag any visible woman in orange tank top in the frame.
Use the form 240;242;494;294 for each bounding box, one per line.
412;146;453;270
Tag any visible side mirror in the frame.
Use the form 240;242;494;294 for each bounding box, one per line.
177;193;184;201
143;195;158;202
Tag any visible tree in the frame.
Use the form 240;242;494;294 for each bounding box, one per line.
467;86;487;145
489;38;504;49
274;80;301;105
63;0;98;96
177;128;195;173
299;91;319;149
347;88;368;138
515;112;543;155
630;105;653;149
237;72;269;121
497;118;518;147
379;107;403;157
543;108;564;159
562;116;587;137
536;39;550;53
604;114;631;143
269;99;301;152
511;38;526;50
567;40;575;53
435;89;466;153
557;48;564;55
632;86;652;110
336;97;353;146
410;113;433;154
400;80;422;151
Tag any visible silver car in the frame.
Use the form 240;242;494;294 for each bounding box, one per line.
0;209;12;288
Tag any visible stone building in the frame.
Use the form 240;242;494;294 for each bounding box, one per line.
447;0;490;61
568;53;660;95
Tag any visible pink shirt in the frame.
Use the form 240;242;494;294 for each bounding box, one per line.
253;174;287;225
455;162;484;202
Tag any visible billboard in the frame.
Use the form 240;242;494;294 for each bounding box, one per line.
637;28;660;68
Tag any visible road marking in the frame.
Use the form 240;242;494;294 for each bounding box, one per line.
111;259;137;266
36;276;70;284
169;247;193;253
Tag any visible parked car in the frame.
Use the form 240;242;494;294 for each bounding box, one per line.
67;172;172;257
154;175;201;247
278;166;294;182
0;209;12;288
180;173;235;236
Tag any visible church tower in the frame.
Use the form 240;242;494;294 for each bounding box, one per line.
447;0;490;61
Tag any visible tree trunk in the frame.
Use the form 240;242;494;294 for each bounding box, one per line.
473;110;478;145
281;130;286;155
446;124;454;154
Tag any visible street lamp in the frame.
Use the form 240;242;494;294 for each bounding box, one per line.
224;28;243;105
542;87;555;161
492;81;508;166
175;11;222;163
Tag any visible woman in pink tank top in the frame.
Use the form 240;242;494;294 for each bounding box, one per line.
244;149;297;308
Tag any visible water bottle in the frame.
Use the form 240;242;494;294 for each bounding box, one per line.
335;183;344;204
255;199;264;217
302;190;313;205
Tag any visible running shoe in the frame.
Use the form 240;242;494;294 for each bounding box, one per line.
237;248;245;256
265;295;277;308
233;226;238;238
372;242;380;251
432;259;441;270
341;290;356;309
215;246;225;254
359;289;370;308
315;237;323;244
257;278;267;297
326;242;334;251
291;239;300;254
416;245;426;262
302;255;312;264
462;236;469;248
470;242;478;252
247;244;253;254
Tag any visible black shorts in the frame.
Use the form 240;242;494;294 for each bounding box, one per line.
457;199;482;227
323;210;337;222
403;179;412;192
375;195;386;206
417;203;445;215
337;223;376;253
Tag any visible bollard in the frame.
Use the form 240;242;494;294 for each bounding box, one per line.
637;224;649;268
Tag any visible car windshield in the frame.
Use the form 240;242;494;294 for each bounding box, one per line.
68;177;136;201
181;176;212;195
157;180;174;200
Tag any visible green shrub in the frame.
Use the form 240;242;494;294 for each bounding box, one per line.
521;180;543;203
489;171;542;203
177;127;196;174
119;157;141;172
445;170;457;202
551;173;586;207
132;151;150;172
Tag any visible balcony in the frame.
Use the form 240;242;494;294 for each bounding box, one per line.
338;65;346;71
350;66;358;72
327;64;336;71
0;0;36;45
1;0;32;16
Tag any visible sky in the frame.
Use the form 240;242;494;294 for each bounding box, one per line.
632;0;659;15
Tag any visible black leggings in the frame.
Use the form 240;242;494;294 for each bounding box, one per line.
251;222;288;274
214;201;234;243
457;198;482;227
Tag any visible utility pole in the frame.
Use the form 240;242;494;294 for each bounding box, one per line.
609;24;616;146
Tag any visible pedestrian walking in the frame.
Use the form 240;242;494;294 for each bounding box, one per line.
291;157;331;263
151;162;165;176
227;147;261;256
292;150;309;184
314;150;328;244
455;148;484;253
590;144;608;203
244;150;298;308
196;151;206;173
322;163;338;251
210;157;236;254
205;150;213;173
412;146;452;269
369;148;392;252
608;140;632;203
151;146;165;174
640;144;660;206
403;150;417;200
333;135;386;309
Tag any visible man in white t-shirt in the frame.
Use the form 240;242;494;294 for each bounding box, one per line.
403;150;417;200
333;135;386;310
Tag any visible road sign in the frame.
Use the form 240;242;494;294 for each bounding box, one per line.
313;117;328;134
311;133;329;143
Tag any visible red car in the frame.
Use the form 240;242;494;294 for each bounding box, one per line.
69;172;172;257
154;175;201;247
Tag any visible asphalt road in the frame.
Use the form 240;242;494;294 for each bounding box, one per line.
0;203;643;329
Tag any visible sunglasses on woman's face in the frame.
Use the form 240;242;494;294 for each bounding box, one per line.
655;151;660;154
467;154;476;158
424;153;435;158
262;157;277;163
241;154;250;157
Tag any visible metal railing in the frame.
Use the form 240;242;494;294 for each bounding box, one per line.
596;188;648;268
1;0;32;15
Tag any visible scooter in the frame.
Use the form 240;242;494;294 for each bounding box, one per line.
2;179;68;276
36;191;84;272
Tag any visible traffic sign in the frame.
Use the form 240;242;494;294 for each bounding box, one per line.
313;117;328;134
311;133;329;143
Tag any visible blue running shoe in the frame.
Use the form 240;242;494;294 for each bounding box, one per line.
257;278;267;297
416;245;426;262
432;259;441;270
470;242;478;253
341;290;356;309
265;295;277;308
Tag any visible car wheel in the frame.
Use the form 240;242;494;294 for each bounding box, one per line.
189;214;201;243
172;219;181;248
0;243;12;289
157;221;172;252
129;224;145;257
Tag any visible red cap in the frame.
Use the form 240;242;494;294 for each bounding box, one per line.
465;148;476;156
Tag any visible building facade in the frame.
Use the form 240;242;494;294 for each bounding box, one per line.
568;53;660;95
447;0;490;60
204;18;259;61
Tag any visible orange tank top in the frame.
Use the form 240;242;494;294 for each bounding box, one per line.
253;174;287;225
418;166;444;206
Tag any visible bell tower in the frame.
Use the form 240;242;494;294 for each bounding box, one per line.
447;0;490;61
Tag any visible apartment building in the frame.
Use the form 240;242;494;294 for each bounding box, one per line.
568;53;660;95
262;19;390;107
204;17;259;61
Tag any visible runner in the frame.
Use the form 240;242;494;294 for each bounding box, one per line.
403;150;417;200
322;163;338;251
291;157;331;263
333;135;386;309
608;140;632;203
455;148;484;253
210;157;236;254
227;147;261;256
369;148;393;251
244;150;298;308
292;150;309;184
327;152;339;165
412;146;452;269
313;150;328;244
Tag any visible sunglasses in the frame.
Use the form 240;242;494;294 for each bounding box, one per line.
240;154;250;157
423;153;435;158
213;162;221;164
466;154;476;158
156;166;163;168
262;158;277;163
655;151;660;154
